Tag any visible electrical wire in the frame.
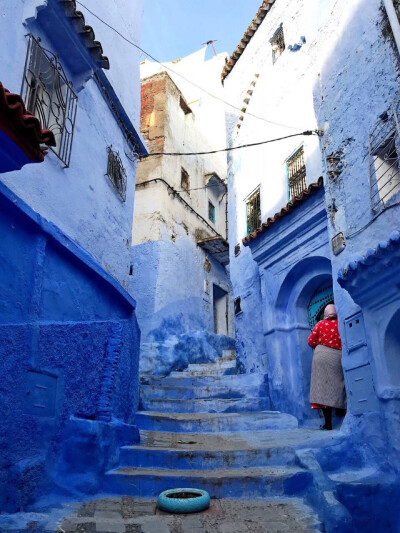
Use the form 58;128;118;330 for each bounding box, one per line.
76;1;305;132
345;200;400;239
138;131;318;159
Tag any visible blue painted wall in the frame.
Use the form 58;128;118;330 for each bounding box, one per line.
0;182;140;512
246;187;332;422
131;237;234;377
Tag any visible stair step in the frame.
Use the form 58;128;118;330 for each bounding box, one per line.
140;396;270;413
141;373;264;388
104;466;313;498
140;382;263;401
169;367;236;378
119;445;296;470
134;410;298;433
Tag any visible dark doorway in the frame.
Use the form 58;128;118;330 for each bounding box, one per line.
213;284;228;335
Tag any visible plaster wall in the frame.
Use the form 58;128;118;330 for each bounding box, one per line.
313;0;400;486
131;61;234;376
224;0;327;372
0;183;140;512
0;0;144;288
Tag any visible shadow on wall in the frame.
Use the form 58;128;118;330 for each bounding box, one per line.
0;184;140;512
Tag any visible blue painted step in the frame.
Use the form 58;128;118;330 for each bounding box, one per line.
119;444;297;470
140;396;270;413
134;411;298;433
140;372;265;389
104;466;313;499
140;382;264;401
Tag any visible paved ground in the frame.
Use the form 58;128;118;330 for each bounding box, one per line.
0;496;321;532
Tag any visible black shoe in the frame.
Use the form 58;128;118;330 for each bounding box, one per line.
320;424;332;430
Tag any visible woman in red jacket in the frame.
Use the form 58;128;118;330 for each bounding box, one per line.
308;303;346;430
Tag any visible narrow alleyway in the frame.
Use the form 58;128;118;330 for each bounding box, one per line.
0;351;351;532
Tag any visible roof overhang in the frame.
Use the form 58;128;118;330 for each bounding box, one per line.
197;236;229;266
0;82;55;172
205;173;227;197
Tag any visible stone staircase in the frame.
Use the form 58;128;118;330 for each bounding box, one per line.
103;351;353;530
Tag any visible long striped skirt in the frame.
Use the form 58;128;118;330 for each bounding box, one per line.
310;344;346;409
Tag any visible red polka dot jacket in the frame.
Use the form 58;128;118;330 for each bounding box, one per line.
308;318;342;350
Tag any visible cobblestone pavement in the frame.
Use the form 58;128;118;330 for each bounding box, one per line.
53;496;321;533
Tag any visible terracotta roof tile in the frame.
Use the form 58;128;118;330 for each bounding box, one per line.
221;0;277;82
242;177;324;246
0;82;56;162
59;0;110;70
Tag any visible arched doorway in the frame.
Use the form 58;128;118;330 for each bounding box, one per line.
384;308;400;388
269;256;334;421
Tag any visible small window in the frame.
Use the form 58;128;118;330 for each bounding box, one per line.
21;34;78;168
287;147;306;200
246;188;261;234
369;108;400;210
270;25;285;63
208;201;216;224
179;96;191;115
181;168;190;193
106;146;127;201
234;297;242;315
234;243;241;257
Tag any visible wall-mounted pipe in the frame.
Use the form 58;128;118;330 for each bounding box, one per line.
383;0;400;57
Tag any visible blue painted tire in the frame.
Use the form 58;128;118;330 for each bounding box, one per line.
157;488;210;514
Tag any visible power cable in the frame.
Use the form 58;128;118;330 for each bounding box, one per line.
138;131;318;159
76;1;305;132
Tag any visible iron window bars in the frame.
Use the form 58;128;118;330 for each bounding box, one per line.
21;34;78;168
246;188;261;234
369;103;400;211
270;25;285;63
287;147;306;200
106;147;127;201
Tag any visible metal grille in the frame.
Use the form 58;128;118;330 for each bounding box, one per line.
369;103;400;211
246;188;261;233
287;147;306;200
106;147;127;201
271;26;285;62
21;35;78;167
307;283;334;328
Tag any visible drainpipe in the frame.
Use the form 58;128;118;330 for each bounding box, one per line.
383;0;400;56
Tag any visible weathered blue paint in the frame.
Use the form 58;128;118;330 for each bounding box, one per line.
131;238;234;376
0;181;140;512
246;186;332;422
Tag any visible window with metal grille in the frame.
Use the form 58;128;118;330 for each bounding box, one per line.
208;201;216;224
106;147;127;201
287;147;306;200
246;188;261;234
369;105;400;211
270;25;285;63
21;34;78;168
181;167;190;193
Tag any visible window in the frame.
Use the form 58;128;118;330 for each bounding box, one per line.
106;146;127;201
270;25;285;63
287;147;306;200
179;96;191;115
181;167;190;193
246;188;261;234
21;34;78;167
234;243;241;257
208;201;216;224
234;297;242;315
369;107;400;210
